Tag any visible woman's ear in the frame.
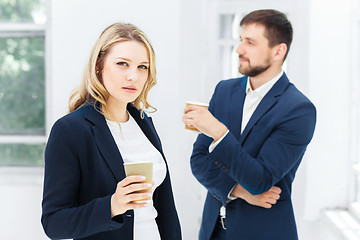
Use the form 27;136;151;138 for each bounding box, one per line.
95;65;101;76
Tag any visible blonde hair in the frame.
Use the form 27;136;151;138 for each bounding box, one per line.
69;23;157;118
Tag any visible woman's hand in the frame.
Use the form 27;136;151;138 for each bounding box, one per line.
230;184;281;209
110;175;152;217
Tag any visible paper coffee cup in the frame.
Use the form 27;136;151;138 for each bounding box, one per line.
185;101;209;132
123;162;153;202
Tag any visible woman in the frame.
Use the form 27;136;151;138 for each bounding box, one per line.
41;23;181;240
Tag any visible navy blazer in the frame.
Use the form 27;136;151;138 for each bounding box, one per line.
191;73;316;240
41;103;181;240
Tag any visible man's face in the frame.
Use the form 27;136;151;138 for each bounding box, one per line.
236;23;273;77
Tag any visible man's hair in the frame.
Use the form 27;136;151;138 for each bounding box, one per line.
240;9;293;60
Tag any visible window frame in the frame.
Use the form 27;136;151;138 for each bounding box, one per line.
0;1;50;165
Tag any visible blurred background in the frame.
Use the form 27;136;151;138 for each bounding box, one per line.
0;0;359;239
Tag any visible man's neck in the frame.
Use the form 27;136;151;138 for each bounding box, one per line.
249;66;283;90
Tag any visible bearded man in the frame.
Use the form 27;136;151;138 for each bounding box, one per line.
183;9;316;240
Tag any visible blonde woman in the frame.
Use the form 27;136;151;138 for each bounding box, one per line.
41;23;181;240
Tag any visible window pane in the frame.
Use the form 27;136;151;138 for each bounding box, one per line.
0;36;45;135
231;45;241;78
219;14;234;39
220;45;233;79
0;143;44;166
0;0;46;23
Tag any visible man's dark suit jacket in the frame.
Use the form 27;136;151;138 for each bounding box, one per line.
191;73;316;240
41;103;181;240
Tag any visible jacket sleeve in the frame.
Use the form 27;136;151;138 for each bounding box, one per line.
191;81;316;198
208;101;316;195
190;82;238;206
41;118;123;239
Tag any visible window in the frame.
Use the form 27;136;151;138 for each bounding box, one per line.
218;13;242;79
0;0;47;166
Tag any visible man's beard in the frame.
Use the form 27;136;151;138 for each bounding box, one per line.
238;57;271;77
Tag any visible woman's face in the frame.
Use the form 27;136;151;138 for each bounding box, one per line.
101;40;149;107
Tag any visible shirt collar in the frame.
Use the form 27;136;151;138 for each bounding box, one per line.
245;70;284;97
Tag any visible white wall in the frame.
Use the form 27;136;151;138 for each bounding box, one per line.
49;0;181;122
294;0;353;239
305;0;353;218
0;168;46;240
1;0;355;239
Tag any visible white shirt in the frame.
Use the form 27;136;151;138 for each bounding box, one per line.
211;70;284;218
106;113;167;240
241;71;283;134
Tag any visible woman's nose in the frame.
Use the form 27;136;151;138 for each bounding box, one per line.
126;68;137;81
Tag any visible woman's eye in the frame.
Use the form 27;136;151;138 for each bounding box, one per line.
139;65;148;70
117;62;128;66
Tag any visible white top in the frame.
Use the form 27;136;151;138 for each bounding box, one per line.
241;70;283;133
106;113;167;240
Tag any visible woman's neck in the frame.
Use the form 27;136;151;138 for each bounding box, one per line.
105;98;129;122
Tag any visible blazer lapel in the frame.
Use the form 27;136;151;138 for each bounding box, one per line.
239;73;290;144
229;78;247;139
83;104;125;182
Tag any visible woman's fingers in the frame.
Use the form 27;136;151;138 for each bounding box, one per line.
125;192;152;203
127;201;149;210
118;175;146;187
123;182;152;195
111;176;153;216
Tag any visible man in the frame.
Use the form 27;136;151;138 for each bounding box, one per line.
183;9;316;240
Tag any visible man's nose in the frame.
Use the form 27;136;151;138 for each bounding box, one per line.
235;42;244;55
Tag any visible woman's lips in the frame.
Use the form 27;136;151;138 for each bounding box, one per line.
122;86;137;93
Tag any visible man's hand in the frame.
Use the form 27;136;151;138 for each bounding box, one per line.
183;104;228;141
231;184;281;209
